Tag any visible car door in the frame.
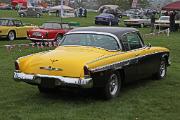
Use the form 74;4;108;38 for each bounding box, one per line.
124;32;159;79
121;33;143;82
13;20;27;38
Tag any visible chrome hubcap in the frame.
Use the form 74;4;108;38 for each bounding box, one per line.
109;74;118;96
9;32;15;40
160;61;166;77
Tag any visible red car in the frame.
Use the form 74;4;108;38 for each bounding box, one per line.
27;22;72;43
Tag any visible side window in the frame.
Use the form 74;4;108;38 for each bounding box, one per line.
14;20;22;26
126;32;143;50
121;35;130;51
121;32;143;51
8;20;14;26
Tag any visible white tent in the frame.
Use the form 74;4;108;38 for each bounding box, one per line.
49;5;74;12
49;5;75;18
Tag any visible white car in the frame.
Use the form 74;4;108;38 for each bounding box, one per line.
155;16;180;28
124;16;151;28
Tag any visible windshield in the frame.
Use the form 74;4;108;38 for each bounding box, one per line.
60;33;120;50
160;16;169;20
41;23;62;29
0;19;9;26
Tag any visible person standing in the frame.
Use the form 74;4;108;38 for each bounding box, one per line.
170;11;177;32
150;12;156;33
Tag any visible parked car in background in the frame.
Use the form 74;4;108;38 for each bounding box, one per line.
14;27;170;99
27;22;72;43
0;4;12;10
18;7;42;18
95;13;120;26
124;15;151;28
0;18;36;41
155;16;180;29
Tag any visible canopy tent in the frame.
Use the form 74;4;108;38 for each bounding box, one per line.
98;5;120;12
49;5;74;12
11;0;27;7
162;1;180;11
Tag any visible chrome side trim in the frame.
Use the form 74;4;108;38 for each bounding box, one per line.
89;51;169;73
14;72;93;88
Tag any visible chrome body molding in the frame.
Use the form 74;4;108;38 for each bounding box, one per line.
89;51;170;73
40;66;63;71
28;37;55;41
14;72;93;88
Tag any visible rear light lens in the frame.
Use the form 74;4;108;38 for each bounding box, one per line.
15;61;20;70
84;66;90;77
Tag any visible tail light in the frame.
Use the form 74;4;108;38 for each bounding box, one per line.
15;61;20;70
84;66;90;77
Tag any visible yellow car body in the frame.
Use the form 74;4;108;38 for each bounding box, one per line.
14;27;170;99
0;18;36;40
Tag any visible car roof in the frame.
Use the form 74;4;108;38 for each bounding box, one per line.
69;27;138;38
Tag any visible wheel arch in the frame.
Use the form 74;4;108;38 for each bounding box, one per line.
8;30;16;37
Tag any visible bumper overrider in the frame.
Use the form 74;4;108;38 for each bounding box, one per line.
14;71;93;88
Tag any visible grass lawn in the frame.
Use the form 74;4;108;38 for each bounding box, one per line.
0;10;180;120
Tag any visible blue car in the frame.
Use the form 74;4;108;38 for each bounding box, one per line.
95;13;120;26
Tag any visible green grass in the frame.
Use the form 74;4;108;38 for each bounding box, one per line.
0;10;180;120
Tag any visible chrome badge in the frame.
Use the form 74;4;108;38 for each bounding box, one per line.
40;66;63;71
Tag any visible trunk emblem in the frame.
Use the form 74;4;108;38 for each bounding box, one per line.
50;59;59;64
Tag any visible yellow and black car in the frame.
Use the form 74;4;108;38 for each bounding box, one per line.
14;27;170;99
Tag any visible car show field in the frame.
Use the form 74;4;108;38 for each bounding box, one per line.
0;10;180;120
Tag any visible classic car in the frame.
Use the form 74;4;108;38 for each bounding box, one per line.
18;7;42;18
27;22;72;43
0;4;12;10
14;27;170;99
95;13;120;26
0;18;36;41
124;15;151;28
155;16;180;29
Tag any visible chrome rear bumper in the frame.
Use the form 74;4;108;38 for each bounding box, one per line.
14;72;93;88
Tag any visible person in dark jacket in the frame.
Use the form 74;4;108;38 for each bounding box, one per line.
170;11;177;32
150;12;156;33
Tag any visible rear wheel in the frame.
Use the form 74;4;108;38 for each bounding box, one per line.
36;13;40;18
102;72;121;99
154;58;167;80
7;31;15;41
140;23;144;28
20;13;25;17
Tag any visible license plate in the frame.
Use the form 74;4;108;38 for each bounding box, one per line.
32;32;42;37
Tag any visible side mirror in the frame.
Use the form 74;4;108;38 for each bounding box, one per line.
147;43;152;48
